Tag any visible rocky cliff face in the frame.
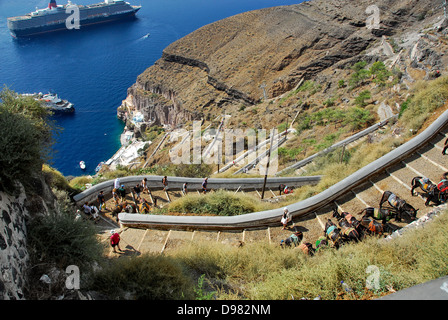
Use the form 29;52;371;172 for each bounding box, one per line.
118;0;438;129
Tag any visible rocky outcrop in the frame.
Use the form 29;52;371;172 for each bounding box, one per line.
118;85;192;127
120;0;435;129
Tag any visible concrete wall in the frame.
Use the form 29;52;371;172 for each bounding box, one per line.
73;175;322;205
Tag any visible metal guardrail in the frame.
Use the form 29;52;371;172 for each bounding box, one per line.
118;109;448;230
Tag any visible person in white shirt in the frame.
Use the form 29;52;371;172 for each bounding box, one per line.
114;177;121;189
281;207;292;230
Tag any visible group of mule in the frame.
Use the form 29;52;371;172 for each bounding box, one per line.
280;171;448;256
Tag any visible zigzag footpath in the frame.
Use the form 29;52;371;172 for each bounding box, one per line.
73;176;321;207
276;115;398;176
215;129;289;174
116;109;448;230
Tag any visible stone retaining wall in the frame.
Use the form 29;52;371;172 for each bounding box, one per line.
0;188;29;300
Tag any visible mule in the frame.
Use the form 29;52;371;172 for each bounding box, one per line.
280;231;303;248
379;191;418;222
298;242;315;256
437;176;448;204
410;176;440;206
357;206;398;223
360;216;386;236
138;200;151;213
111;202;125;216
324;219;341;248
332;208;364;234
125;202;137;213
340;226;361;243
111;201;137;217
442;137;448;155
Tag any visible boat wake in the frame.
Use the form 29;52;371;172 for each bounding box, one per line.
137;33;150;41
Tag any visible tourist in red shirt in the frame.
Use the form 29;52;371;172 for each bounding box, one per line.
110;230;123;253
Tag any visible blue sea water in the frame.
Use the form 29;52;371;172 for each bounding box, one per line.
0;0;302;177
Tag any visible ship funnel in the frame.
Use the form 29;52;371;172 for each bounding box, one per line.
48;0;57;9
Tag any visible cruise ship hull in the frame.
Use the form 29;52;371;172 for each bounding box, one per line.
7;1;141;38
9;9;140;38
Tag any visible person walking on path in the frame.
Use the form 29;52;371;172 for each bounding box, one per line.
133;184;142;200
141;177;149;194
97;190;106;211
281;207;292;230
118;184;126;202
162;176;168;191
112;187;120;205
83;202;100;223
110;230;123;253
114;177;121;189
202;178;208;194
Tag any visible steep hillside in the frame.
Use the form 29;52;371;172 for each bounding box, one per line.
113;0;448;171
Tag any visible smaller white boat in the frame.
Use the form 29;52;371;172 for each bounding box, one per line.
21;92;75;113
80;161;86;170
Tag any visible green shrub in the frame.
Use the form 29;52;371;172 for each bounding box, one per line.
349;62;371;89
146;163;213;178
143;125;165;141
295;115;312;133
69;176;93;190
297;80;321;95
0;106;44;192
0;88;56;193
316;132;340;151
323;97;336;107
173;163;213;178
278;147;303;163
343;107;374;131
42;164;74;192
168;190;262;215
27;210;103;269
370;61;392;86
398;97;411;118
354;90;371;107
90;254;195;300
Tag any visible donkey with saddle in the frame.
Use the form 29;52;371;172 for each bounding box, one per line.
331;209;362;242
379;191;418;222
411;176;441;206
280;231;303;248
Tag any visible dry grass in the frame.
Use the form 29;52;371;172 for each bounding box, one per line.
401;75;448;134
168;210;448;300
